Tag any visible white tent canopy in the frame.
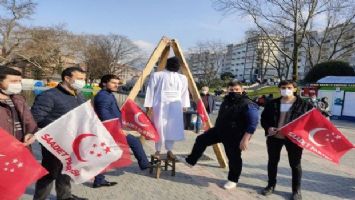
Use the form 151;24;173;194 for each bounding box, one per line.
317;76;355;84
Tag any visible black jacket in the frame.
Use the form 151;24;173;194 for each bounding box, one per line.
31;84;86;128
214;95;259;141
261;96;313;136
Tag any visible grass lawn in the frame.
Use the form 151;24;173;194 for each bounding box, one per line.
246;86;280;98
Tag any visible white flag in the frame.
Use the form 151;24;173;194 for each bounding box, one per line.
35;101;122;183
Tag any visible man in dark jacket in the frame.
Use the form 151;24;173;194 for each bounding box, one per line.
92;74;150;188
261;80;313;200
195;86;216;133
0;66;37;144
185;80;259;190
31;67;87;200
200;86;215;114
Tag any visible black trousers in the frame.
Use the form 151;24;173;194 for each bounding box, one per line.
33;146;72;200
186;128;242;183
266;137;303;192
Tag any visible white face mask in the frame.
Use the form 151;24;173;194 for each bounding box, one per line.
280;89;294;97
2;83;22;95
71;80;85;90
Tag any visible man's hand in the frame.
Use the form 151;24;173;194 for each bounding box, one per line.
23;134;35;146
240;133;252;151
267;127;278;137
146;107;153;118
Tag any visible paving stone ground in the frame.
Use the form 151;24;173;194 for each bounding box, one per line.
21;118;355;200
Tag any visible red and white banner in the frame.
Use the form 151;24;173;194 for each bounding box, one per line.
0;128;48;200
35;101;122;183
280;108;354;163
121;99;159;141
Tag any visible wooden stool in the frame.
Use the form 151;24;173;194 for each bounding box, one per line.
149;154;176;179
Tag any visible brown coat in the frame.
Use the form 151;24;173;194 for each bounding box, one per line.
0;94;37;142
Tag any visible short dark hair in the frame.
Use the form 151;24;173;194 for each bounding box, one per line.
278;80;297;88
61;67;86;81
0;66;22;82
99;74;120;88
227;80;243;88
165;57;181;72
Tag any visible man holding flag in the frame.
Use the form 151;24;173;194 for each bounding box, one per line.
92;74;150;188
31;67;87;200
261;80;313;200
0;66;37;145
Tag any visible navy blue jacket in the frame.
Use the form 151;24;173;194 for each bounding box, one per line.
31;84;86;128
93;89;121;121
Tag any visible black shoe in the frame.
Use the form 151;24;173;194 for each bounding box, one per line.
61;194;88;200
261;185;275;196
290;191;302;200
140;163;152;170
93;181;118;188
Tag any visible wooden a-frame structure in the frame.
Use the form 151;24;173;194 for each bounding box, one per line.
124;36;227;168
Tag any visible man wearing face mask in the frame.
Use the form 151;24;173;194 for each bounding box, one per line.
0;66;37;145
185;80;259;190
31;67;87;200
195;86;216;133
200;86;215;115
261;80;313;200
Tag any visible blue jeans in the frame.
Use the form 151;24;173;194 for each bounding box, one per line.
94;134;149;184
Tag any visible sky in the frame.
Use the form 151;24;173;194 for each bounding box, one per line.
24;0;254;53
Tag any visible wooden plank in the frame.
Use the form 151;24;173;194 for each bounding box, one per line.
125;37;171;101
171;39;227;168
157;45;170;71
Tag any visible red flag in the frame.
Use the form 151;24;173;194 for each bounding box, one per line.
102;118;132;169
0;128;48;200
280;108;354;163
121;99;159;142
197;99;209;130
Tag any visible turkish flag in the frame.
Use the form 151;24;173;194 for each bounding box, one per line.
102;118;132;169
280;108;355;163
35;101;122;183
121;99;159;142
0;128;48;200
197;99;209;130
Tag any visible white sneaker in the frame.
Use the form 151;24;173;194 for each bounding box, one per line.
223;181;237;190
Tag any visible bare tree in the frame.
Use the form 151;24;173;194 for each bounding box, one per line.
0;0;36;64
213;0;335;81
82;34;142;83
304;1;355;68
10;25;78;79
187;41;226;86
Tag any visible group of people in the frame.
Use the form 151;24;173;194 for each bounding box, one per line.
0;66;151;200
0;56;315;200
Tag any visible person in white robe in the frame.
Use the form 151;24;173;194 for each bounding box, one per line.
144;57;190;158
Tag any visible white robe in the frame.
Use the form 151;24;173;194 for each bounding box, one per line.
144;70;190;143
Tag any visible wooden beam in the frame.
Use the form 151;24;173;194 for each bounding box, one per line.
157;45;170;71
171;39;227;168
125;37;170;101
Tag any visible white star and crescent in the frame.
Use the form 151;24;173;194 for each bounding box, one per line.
134;112;149;127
